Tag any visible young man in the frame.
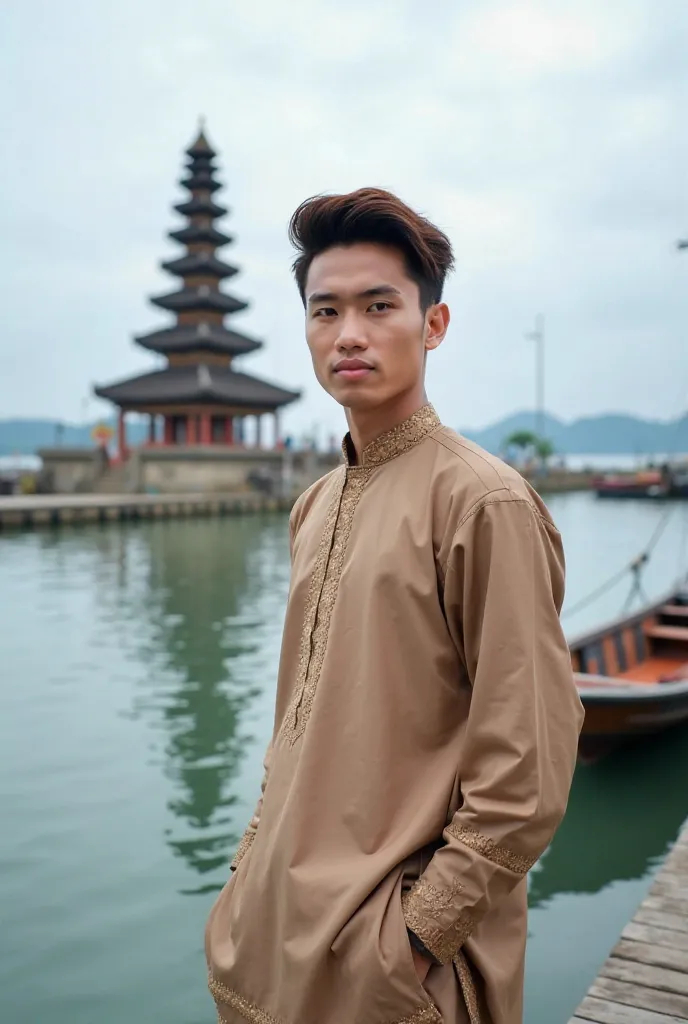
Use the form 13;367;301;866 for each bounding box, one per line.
206;189;584;1024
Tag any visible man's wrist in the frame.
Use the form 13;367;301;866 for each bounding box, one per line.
407;927;441;966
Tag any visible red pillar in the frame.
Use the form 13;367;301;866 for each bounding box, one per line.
118;409;128;461
187;414;197;445
164;417;174;445
225;417;234;445
200;413;212;444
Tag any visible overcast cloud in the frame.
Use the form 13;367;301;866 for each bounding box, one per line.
1;0;687;441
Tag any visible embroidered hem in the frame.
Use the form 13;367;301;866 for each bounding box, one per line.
209;974;443;1024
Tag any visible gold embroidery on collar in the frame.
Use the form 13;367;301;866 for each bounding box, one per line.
454;952;482;1024
342;404;441;466
447;822;537;875
401;877;477;965
230;827;255;871
282;466;372;743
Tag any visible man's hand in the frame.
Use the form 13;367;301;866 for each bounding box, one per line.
410;943;432;985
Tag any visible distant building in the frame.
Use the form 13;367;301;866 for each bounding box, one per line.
94;125;300;458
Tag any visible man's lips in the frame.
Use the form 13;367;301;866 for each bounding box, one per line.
333;360;374;380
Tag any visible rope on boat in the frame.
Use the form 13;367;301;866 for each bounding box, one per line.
563;503;677;619
680;504;688;580
564;306;687;620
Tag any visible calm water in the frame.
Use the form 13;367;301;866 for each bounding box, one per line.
1;492;688;1024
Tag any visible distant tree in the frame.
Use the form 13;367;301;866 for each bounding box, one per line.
504;429;538;454
504;430;555;472
534;437;555;462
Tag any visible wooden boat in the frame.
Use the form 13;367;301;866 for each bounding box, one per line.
593;469;664;499
570;584;688;762
594;462;688;499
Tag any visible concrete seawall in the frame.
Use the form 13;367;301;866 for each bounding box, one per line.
0;493;293;531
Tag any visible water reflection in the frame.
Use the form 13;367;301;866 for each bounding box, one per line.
122;516;290;894
530;724;688;908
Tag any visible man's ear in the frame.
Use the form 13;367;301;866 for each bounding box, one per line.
424;302;450;353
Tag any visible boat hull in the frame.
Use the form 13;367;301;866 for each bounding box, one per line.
570;585;688;760
576;678;688;763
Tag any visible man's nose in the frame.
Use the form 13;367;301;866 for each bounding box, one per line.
336;311;368;351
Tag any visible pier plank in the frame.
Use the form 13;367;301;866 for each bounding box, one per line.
635;907;688;935
622;922;688;952
642;895;688;919
590;976;688;1016
650;880;688;902
612;940;688;974
601;958;688;997
569;820;688;1022
574;995;686;1023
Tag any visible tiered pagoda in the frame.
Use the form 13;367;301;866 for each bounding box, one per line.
95;125;299;458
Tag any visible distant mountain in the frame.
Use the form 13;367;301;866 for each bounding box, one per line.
1;411;687;457
460;411;688;456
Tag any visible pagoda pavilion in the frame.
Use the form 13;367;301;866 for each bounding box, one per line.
95;126;299;458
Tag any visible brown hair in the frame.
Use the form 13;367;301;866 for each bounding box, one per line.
288;187;455;310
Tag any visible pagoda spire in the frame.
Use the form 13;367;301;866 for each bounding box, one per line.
151;125;248;321
94;123;299;458
186;119;215;161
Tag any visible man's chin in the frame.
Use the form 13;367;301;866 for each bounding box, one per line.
330;387;381;412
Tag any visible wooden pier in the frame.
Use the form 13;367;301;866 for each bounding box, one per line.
570;818;688;1023
0;492;292;531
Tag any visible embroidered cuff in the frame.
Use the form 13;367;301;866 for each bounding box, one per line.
401;877;477;965
447;822;537;875
230;827;255;871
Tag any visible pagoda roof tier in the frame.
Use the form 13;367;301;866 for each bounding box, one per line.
180;171;222;193
169;224;232;247
95;364;300;411
151;285;248;314
135;323;261;357
186;129;216;159
161;252;239;279
185;155;215;172
174;196;227;218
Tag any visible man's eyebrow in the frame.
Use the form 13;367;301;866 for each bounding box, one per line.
307;290;338;305
358;285;401;299
306;284;401;305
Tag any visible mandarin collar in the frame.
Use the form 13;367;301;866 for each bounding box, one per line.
341;403;441;467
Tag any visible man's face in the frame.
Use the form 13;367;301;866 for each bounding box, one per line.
304;243;447;412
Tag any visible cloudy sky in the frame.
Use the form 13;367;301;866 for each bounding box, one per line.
1;0;687;441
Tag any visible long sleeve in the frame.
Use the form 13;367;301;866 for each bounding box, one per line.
402;493;584;964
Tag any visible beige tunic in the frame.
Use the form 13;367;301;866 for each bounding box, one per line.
206;405;584;1024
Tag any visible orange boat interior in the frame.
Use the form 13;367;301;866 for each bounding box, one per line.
571;602;688;687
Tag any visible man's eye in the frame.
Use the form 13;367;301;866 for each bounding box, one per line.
368;301;391;312
313;307;337;318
